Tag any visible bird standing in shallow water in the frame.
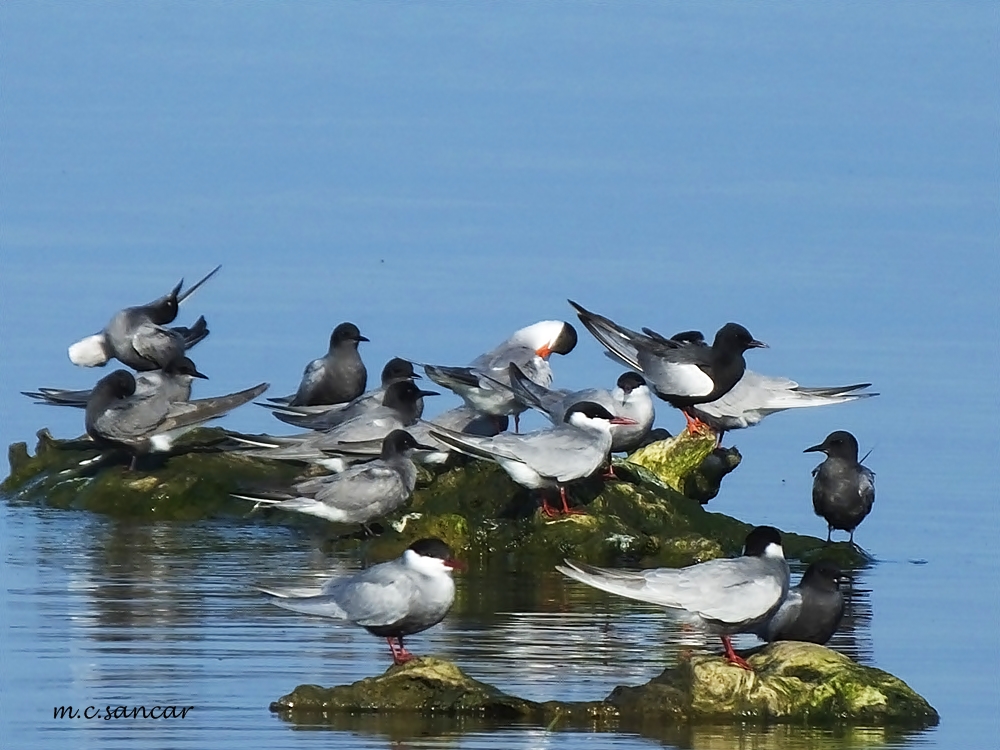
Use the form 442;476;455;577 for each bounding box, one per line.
259;538;462;664
805;430;876;545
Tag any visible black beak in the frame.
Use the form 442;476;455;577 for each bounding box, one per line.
803;443;825;454
417;389;440;398
192;368;209;380
748;339;769;349
357;335;371;343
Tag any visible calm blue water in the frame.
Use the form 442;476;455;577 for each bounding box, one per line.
2;3;997;748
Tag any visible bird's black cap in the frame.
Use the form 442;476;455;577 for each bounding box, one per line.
382;429;435;457
563;401;617;423
616;372;646;392
804;430;861;461
551;322;578;356
800;560;844;591
742;525;783;557
714;323;768;352
331;322;370;347
381;357;418;384
383;380;439;408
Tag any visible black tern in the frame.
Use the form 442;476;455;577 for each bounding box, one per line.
259;538;462;664
23;357;208;408
85;369;268;467
267;357;421;430
68;265;220;371
639;326;877;441
557;525;789;670
233;430;433;527
805;430;876;544
568;300;767;433
313;405;510;467
270;322;369;407
507;364;654;453
421;320;578;431
232;380;438;467
755;560;845;644
429;401;636;517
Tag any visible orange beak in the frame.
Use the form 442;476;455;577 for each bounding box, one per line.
536;344;553;359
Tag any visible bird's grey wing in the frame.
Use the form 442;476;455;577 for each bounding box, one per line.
491;427;607;482
423;364;482;390
859;467;876;512
129;323;183;368
259;590;350;620
93;395;171;441
568;300;657;371
762;589;803;641
642;557;786;623
156;383;269;433
293;358;328;401
312;464;408;512
560;557;784;624
317;412;405;448
331;565;415;627
23;387;93;408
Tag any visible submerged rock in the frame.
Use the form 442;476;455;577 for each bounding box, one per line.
271;647;938;729
2;426;867;566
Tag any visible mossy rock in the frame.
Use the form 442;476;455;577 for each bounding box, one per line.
1;426;868;567
271;647;938;729
607;641;939;725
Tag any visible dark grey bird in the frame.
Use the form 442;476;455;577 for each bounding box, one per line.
85;369;268;466
568;300;766;433
315;405;509;467
269;322;369;407
232;430;433;527
265;357;421;429
507;363;654;453
258;538;462;664
557;525;789;670
429;401;636;517
639;327;876;441
421;320;578;431
805;430;876;544
231;380;438;468
755;560;845;644
23;357;208;408
68;265;220;370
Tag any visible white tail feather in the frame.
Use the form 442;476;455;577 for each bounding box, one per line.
68;334;109;367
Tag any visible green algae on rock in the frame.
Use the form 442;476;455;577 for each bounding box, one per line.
271;646;938;729
607;641;939;725
2;426;867;567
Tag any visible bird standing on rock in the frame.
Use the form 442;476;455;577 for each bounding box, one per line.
232;430;433;528
805;430;876;545
85;369;268;468
429;401;636;517
270;322;370;407
568;300;766;434
755;560;845;645
557;525;789;670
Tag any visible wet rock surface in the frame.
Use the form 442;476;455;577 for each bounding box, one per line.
271;647;938;728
